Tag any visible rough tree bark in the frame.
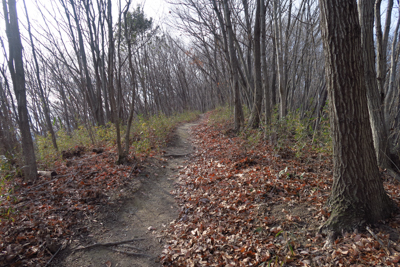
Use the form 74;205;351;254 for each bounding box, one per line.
385;10;400;132
318;0;395;236
358;0;390;169
2;0;37;181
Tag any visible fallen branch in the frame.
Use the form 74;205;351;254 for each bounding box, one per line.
366;226;390;255
37;171;57;178
74;238;145;251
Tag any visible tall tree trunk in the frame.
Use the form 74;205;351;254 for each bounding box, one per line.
247;0;263;129
106;0;123;164
385;10;400;132
358;0;390;169
242;0;253;104
318;0;395;236
273;0;286;119
222;0;244;132
271;36;277;107
375;0;393;101
262;0;271;125
3;0;37;181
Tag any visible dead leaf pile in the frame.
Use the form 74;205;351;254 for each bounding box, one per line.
0;147;139;266
161;112;400;266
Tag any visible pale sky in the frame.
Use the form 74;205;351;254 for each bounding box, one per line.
141;0;169;22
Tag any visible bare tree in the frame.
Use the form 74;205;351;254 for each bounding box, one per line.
2;0;37;181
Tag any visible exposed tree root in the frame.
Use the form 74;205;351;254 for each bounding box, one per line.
74;238;145;251
319;209;367;241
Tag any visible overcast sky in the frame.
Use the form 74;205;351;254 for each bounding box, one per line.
142;0;169;22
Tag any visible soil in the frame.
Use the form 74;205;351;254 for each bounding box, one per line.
50;121;199;267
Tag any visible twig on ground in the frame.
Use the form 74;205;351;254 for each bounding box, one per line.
73;238;145;251
128;163;138;179
44;245;62;267
366;226;390;255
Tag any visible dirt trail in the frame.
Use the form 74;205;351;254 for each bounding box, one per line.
51;121;199;267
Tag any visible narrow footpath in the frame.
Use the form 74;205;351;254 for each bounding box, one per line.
51;120;199;267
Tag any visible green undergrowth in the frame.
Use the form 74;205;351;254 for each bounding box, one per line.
266;108;332;157
209;105;332;157
209;105;234;125
36;110;200;168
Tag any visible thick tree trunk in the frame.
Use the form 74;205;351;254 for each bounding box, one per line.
3;0;37;181
318;0;395;236
358;0;390;169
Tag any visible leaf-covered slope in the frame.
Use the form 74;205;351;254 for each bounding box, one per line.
161;111;400;266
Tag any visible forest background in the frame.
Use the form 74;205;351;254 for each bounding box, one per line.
2;0;400;265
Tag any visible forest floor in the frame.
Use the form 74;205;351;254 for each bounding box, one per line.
160;112;400;266
49;120;199;267
3;111;400;266
0;118;199;267
50;121;198;267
